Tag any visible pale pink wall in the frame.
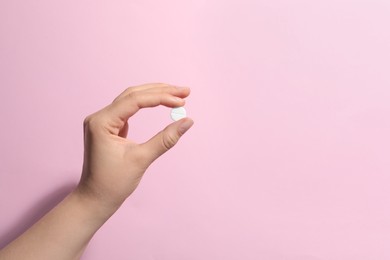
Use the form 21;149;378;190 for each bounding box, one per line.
1;0;390;259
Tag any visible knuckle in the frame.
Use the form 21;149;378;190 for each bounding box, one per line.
125;86;134;95
112;86;135;103
127;91;138;99
156;85;177;94
163;86;177;93
83;115;92;127
162;132;178;150
83;114;103;133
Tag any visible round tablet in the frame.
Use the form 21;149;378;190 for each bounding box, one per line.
171;107;187;121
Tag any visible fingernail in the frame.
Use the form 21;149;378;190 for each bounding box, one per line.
178;119;194;135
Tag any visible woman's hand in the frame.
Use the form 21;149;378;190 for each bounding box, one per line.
76;83;194;211
0;83;194;260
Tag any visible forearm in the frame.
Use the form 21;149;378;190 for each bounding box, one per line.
0;188;119;260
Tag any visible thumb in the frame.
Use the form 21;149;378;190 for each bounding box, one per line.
141;117;194;163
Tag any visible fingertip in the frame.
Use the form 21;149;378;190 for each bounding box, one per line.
176;86;191;97
178;117;194;135
182;86;191;92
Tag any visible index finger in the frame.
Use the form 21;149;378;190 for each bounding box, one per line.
112;82;175;103
106;86;190;123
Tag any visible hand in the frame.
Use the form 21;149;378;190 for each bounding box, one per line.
76;83;194;211
0;83;194;260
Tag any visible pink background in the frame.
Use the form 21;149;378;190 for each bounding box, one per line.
1;0;390;259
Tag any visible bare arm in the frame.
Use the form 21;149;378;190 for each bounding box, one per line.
0;83;194;260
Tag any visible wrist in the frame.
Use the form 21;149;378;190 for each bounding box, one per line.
71;185;122;222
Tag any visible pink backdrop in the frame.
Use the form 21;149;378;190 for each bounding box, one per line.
1;1;390;259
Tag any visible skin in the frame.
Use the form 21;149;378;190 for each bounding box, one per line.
0;83;194;260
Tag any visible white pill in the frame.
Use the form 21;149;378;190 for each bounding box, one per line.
171;107;187;121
